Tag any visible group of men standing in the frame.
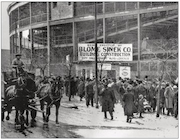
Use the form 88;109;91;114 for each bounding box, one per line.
62;75;178;122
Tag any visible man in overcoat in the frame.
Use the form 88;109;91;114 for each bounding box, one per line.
173;85;178;118
149;82;157;112
110;79;120;103
99;82;116;120
85;78;95;107
77;77;85;101
122;85;135;123
164;82;174;116
159;82;166;114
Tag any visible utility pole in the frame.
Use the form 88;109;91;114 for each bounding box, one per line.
137;2;141;79
94;2;99;109
47;2;50;76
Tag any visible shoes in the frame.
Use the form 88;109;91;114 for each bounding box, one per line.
111;116;113;120
129;118;132;123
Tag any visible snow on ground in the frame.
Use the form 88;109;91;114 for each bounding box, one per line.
74;128;178;138
47;95;178;138
2;95;178;138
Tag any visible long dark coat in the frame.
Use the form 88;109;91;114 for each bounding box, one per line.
77;81;85;98
99;87;116;112
122;91;134;116
70;79;76;96
138;84;147;97
173;90;178;117
164;86;174;109
149;85;157;109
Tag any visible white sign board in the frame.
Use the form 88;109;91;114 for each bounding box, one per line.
98;63;111;70
119;66;131;79
78;43;132;61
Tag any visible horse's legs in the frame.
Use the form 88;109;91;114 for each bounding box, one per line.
30;106;37;127
6;112;10;121
15;109;19;125
6;104;12;121
19;109;25;131
25;110;29;126
55;101;60;124
40;101;45;122
46;103;51;123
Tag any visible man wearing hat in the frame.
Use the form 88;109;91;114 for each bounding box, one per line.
12;53;24;79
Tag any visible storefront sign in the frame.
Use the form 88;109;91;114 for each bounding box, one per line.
119;66;131;79
98;63;111;70
78;43;132;61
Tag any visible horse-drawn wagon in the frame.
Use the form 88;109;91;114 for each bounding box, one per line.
2;71;63;132
2;71;37;131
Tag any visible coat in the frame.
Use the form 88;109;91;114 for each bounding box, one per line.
122;91;134;116
85;81;95;99
99;87;116;112
164;86;174;109
159;87;165;106
138;98;144;113
77;81;85;98
137;84;147;97
70;79;76;96
173;90;178;117
110;83;120;102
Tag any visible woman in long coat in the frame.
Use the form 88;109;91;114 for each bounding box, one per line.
99;83;116;120
122;85;135;123
164;83;174;116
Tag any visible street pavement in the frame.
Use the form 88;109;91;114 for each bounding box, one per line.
46;95;179;138
2;94;179;138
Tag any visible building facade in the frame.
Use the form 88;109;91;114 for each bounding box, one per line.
7;2;178;80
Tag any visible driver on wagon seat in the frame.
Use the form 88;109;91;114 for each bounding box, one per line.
12;53;25;79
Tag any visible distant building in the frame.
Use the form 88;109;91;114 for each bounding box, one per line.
7;2;178;80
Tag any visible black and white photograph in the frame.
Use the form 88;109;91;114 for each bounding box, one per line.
1;1;179;138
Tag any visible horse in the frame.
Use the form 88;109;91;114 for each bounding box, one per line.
36;76;63;126
4;72;37;131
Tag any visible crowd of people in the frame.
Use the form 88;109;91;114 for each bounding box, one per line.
43;74;178;123
8;53;178;123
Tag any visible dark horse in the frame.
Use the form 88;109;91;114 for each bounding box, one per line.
4;72;37;131
36;76;63;126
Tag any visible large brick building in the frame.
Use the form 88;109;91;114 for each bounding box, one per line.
7;2;178;80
